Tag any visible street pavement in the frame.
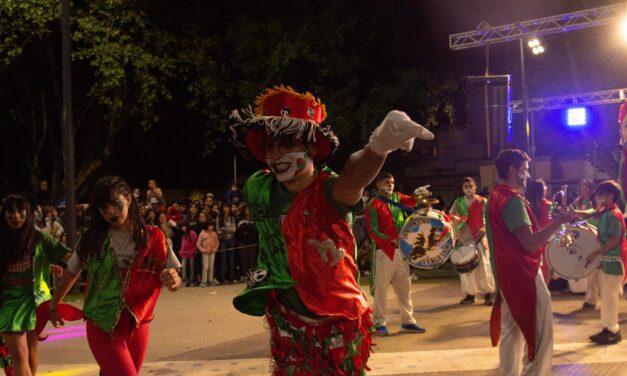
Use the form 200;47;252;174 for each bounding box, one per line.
37;277;627;375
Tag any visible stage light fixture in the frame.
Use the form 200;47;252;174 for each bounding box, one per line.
566;107;588;127
528;38;540;48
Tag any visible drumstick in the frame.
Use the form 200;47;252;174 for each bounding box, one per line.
570;207;611;223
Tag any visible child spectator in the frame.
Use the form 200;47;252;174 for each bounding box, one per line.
218;205;237;283
179;222;199;287
197;220;219;287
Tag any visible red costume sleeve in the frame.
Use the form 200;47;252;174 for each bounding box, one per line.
399;193;418;208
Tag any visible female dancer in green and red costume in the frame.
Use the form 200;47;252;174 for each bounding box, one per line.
0;195;82;376
230;85;434;375
49;176;181;376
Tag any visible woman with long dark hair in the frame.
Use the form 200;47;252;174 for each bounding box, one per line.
49;176;181;376
0;195;72;376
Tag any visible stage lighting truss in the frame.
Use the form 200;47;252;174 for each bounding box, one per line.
449;3;627;50
511;88;627;113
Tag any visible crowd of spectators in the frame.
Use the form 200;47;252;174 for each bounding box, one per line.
30;178;259;287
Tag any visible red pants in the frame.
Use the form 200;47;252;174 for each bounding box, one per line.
86;310;150;376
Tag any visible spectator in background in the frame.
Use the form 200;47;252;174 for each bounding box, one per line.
218;205;237;283
34;179;53;207
226;183;242;206
187;203;200;229
42;207;64;240
149;196;160;213
204;193;214;210
158;212;174;251
193;211;209;284
138;204;147;220
197;220;219;287
167;202;184;222
179;221;198;287
146;179;164;208
145;209;158;226
235;207;258;281
132;188;143;204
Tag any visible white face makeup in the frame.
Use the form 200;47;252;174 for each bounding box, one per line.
462;183;476;196
266;151;312;182
377;178;395;196
99;194;130;228
5;209;27;230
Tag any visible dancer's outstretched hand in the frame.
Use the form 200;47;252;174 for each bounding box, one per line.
49;310;64;328
160;268;182;291
367;110;434;156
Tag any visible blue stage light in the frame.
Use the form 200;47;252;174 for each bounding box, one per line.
566;107;588;127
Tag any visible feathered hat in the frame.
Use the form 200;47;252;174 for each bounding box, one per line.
230;85;339;163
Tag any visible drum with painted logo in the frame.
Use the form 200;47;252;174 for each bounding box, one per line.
450;242;481;274
547;222;600;280
398;209;455;269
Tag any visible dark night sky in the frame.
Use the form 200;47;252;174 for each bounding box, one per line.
106;0;627;195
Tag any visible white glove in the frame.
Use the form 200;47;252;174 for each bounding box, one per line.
367;110;434;156
414;185;431;197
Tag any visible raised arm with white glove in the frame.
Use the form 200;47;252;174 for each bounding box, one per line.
366;110;434;156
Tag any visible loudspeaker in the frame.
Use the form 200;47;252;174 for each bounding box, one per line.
466;75;511;158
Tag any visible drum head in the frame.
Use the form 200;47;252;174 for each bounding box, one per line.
399;211;455;269
547;224;601;280
450;243;477;264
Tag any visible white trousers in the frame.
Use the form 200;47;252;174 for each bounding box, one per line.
499;271;553;376
460;238;496;296
372;249;416;326
201;252;216;285
584;269;600;305
600;271;623;333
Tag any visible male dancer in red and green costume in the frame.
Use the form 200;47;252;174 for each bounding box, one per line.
449;177;495;306
365;172;426;336
486;149;573;376
231;86;434;375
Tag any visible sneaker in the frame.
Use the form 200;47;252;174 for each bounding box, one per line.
592;329;621;345
375;325;390;336
484;294;494;306
589;328;610;342
460;295;475;305
199;283;208;288
582;301;595;309
401;323;426;334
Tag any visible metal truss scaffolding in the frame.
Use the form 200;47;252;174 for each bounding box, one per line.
450;3;627;50
511;88;627;113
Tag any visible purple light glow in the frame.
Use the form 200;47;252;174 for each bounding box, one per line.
42;324;86;343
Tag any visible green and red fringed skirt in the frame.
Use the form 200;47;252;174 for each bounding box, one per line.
266;294;374;376
0;338;12;376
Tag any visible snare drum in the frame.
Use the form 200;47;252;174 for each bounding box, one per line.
399;209;455;269
546;222;601;280
450;243;480;274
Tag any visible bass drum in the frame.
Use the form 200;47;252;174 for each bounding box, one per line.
450;243;480;274
398;209;455;269
547;222;601;280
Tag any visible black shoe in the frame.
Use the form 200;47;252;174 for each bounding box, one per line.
460;295;475;305
484;294;494;306
582;301;595;309
589;328;609;342
592;329;621;345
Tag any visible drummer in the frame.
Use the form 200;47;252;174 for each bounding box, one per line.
572;179;600;309
584;180;626;345
449;177;495;306
365;172;426;336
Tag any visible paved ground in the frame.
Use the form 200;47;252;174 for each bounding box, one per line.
36;277;627;375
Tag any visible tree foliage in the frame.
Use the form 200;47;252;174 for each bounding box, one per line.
0;0;458;197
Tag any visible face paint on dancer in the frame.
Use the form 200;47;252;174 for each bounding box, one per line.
377;178;395;197
5;208;27;230
462;183;476;197
267;151;312;182
99;195;130;229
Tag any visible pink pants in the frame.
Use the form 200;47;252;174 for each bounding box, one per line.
86;310;150;376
